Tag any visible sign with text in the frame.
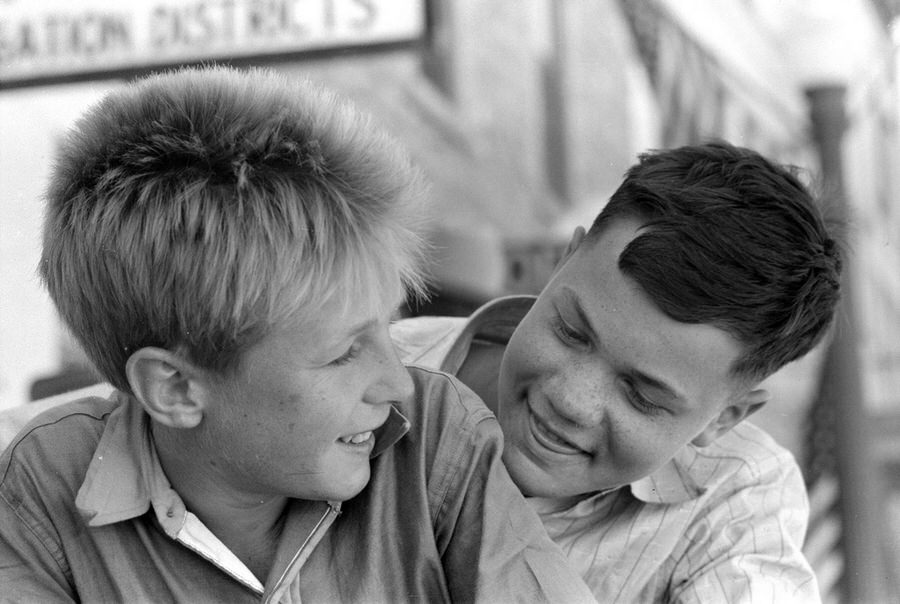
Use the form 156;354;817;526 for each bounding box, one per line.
0;0;425;86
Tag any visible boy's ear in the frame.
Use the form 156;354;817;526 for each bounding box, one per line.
563;226;587;260
125;347;207;429
556;226;587;270
691;388;769;447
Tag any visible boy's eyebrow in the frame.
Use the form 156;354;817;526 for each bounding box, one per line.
345;317;378;337
340;290;407;338
563;287;687;405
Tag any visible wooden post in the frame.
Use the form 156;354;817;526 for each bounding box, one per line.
806;85;887;604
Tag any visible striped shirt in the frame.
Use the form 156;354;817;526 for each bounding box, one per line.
392;296;821;603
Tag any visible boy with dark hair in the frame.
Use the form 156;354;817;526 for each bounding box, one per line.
394;141;840;602
0;66;594;603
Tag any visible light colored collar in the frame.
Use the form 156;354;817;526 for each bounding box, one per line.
75;393;410;528
630;446;706;504
441;295;536;375
530;455;706;515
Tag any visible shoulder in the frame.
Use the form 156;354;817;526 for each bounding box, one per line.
695;421;802;490
0;383;115;451
670;421;809;528
644;421;801;505
399;365;497;432
1;395;118;495
389;367;502;478
3;395;117;449
664;423;819;602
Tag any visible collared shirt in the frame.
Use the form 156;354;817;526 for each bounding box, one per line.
392;296;822;603
0;365;596;603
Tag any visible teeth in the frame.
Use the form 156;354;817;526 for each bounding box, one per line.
540;423;565;444
536;418;566;444
532;412;582;454
340;431;373;445
351;431;372;444
544;425;572;447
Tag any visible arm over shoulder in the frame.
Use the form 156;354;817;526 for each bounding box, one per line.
407;366;596;604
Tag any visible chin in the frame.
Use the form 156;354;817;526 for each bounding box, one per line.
316;467;371;502
503;449;552;497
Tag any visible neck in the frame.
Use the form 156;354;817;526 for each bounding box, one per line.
457;340;505;414
151;422;288;582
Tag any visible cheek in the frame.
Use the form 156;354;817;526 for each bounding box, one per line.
504;335;554;392
606;413;660;457
278;396;339;442
612;419;686;474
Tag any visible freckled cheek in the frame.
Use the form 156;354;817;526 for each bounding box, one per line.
508;319;550;365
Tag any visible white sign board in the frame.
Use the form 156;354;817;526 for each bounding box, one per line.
0;0;425;85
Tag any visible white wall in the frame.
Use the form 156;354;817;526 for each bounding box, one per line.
0;80;119;410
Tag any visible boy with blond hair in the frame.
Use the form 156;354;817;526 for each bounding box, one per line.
0;66;593;603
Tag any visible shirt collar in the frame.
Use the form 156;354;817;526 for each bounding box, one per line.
531;455;706;514
630;445;706;503
442;295;537;375
74;392;189;534
372;405;410;457
75;393;410;529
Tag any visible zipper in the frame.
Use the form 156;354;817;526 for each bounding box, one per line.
263;501;342;604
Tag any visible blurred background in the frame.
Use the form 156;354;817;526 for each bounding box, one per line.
1;0;898;601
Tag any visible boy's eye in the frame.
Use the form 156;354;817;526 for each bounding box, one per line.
553;314;590;347
330;342;361;366
623;379;664;416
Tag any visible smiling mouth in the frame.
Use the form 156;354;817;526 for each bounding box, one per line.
338;431;374;445
528;408;586;456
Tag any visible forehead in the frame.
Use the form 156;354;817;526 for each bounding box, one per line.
547;218;744;405
239;266;404;366
298;262;405;328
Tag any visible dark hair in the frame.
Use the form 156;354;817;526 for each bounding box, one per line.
588;141;842;381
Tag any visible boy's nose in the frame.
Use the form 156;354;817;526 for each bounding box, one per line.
549;369;609;428
384;356;415;404
368;340;415;405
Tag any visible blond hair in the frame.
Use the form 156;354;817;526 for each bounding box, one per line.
41;66;428;392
